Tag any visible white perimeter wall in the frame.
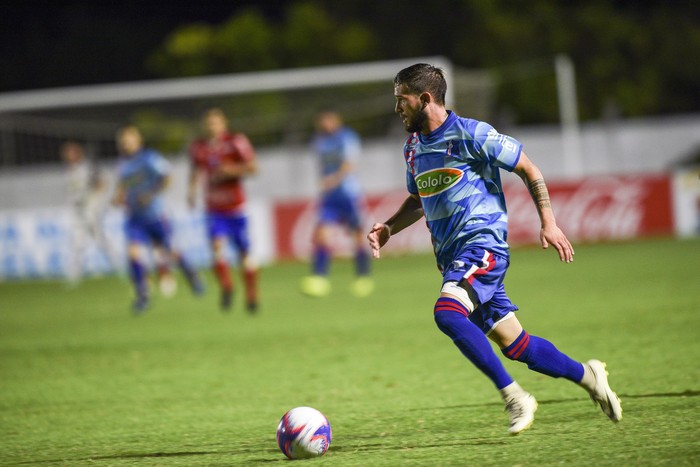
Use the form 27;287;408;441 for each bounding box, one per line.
0;113;698;277
2;112;699;210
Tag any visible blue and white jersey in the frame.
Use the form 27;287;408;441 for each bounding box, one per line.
404;111;522;270
117;148;170;221
312;126;362;200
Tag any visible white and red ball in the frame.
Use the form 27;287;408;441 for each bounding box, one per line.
276;406;332;459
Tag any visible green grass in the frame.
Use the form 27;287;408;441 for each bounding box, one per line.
1;237;699;466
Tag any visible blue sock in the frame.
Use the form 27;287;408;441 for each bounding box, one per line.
355;248;370;276
178;256;203;293
129;258;147;299
502;330;584;382
312;247;330;276
434;297;514;390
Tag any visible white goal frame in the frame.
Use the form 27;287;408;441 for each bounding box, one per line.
0;56;454;113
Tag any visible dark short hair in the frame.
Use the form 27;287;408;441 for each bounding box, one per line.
394;63;447;105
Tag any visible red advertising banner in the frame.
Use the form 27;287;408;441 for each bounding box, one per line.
503;174;674;244
274;174;674;260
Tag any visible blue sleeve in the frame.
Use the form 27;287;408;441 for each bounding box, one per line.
148;151;170;178
406;170;418;195
473;121;522;172
342;129;361;163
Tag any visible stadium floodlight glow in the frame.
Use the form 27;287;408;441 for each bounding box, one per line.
0;57;454;113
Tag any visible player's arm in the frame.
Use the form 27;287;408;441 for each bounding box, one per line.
513;151;574;263
212;135;258;182
214;158;258;180
321;161;353;192
137;173;170;207
111;181;126;207
187;163;205;209
367;194;424;259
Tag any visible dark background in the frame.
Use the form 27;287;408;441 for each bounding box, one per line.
2;1;699;123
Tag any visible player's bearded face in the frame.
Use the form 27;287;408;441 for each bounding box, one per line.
395;85;427;133
404;106;428;133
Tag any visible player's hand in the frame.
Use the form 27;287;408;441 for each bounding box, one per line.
367;223;391;259
540;224;575;263
138;192;153;207
321;174;340;192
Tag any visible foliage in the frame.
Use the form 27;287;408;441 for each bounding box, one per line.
147;1;700;124
147;2;379;77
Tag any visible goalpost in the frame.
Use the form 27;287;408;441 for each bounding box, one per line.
0;56;455;113
0;56;461;167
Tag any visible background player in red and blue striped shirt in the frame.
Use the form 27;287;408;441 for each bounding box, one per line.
188;109;259;312
368;64;622;435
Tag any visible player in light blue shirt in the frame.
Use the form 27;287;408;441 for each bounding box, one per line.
113;126;203;313
300;110;373;298
368;64;621;434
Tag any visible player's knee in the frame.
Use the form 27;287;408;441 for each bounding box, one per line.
433;296;470;336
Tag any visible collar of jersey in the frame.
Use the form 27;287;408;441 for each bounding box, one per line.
419;110;457;144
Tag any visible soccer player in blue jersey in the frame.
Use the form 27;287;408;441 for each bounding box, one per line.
368;64;622;434
301;110;373;298
113;126;203;313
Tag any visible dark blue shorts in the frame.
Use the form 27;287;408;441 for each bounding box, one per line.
319;193;363;230
206;212;250;253
125;216;172;249
442;247;519;335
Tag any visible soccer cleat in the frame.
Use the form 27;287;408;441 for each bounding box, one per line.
351;276;375;297
300;275;331;298
132;296;149;315
221;289;233;312
585;359;623;422
505;393;538;435
246;301;258;314
191;277;205;296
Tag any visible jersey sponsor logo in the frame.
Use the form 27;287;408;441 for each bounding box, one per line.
487;128;518;153
415;167;464;197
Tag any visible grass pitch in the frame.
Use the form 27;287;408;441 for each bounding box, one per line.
1;237;699;466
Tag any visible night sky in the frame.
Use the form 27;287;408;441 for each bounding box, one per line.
1;1;291;92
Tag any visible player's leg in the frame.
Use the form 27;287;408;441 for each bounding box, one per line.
127;243;150;312
125;219;149;312
489;305;622;422
347;197;373;297
229;214;258;313
211;236;234;310
67;210;88;284
437;249;538;434
349;227;374;297
149;218;203;297
207;213;234;310
435;283;536;435
125;219;149;313
300;221;332;297
152;245;177;298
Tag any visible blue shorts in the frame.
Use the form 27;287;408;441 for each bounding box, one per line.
125;216;172;249
319;193;363;230
206;212;250;253
442;247;519;335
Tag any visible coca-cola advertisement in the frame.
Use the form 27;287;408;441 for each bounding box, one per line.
274;174;674;260
504;174;674;244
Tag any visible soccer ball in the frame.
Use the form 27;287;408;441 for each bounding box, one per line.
276;406;332;459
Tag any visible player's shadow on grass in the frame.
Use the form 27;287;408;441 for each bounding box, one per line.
26;446;286;465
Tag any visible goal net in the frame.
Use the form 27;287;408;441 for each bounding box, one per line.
0;56;494;167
